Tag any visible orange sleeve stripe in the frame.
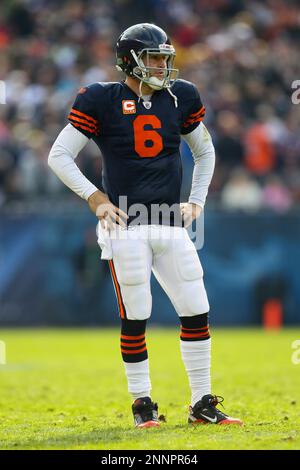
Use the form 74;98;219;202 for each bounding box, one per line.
109;260;126;319
182;116;205;127
121;346;147;355
70;107;98;124
121;341;146;348
189;106;205;117
68;113;99;131
184;107;206;123
121;333;145;341
186;112;205;123
185;111;206;123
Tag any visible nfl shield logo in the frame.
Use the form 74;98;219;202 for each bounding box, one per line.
143;101;152;109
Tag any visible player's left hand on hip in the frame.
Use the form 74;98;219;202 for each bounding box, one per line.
180;202;202;228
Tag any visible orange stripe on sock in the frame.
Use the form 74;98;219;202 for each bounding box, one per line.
180;331;210;338
181;326;209;332
121;334;145;341
121;346;147;355
109;260;125;319
120;341;146;348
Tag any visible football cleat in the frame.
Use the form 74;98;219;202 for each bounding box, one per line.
132;397;160;428
188;394;243;425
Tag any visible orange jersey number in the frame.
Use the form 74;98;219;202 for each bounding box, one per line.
133;115;163;158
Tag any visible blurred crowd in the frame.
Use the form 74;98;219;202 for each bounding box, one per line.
0;0;300;213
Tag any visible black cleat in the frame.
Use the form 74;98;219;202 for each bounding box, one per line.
132;397;160;428
188;394;243;425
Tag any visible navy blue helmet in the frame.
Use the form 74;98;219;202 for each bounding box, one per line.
116;23;178;90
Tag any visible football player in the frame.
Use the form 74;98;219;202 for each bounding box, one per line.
48;23;242;427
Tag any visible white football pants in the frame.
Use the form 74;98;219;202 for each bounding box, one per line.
109;225;209;320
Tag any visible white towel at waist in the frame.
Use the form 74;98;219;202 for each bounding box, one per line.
96;220;112;260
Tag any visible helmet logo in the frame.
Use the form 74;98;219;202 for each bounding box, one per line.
122;100;136;114
159;43;175;52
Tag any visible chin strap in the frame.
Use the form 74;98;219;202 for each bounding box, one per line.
138;79;143;104
167;86;178;108
137;79;178;108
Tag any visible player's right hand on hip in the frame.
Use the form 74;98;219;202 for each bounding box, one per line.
88;190;128;229
96;202;129;230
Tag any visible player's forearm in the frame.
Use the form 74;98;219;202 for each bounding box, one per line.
182;123;215;209
189;149;215;208
48;124;99;200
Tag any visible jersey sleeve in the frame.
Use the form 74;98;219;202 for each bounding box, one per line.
68;86;100;139
180;83;206;135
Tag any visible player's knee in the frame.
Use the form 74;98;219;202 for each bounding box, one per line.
180;312;209;329
123;284;152;320
179;279;210;317
174;246;209;316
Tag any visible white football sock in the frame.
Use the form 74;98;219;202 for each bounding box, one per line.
123;359;151;401
180;338;211;407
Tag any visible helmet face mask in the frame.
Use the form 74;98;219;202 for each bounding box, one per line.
116;23;179;90
130;47;178;90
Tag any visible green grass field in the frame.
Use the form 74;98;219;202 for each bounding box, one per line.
0;328;299;450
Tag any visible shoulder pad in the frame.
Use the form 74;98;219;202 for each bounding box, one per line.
171;79;198;100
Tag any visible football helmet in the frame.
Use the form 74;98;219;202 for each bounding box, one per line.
116;23;178;90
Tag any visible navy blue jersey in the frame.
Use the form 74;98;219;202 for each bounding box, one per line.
68;79;205;225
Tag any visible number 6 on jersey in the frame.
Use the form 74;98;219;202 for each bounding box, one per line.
133;115;163;158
